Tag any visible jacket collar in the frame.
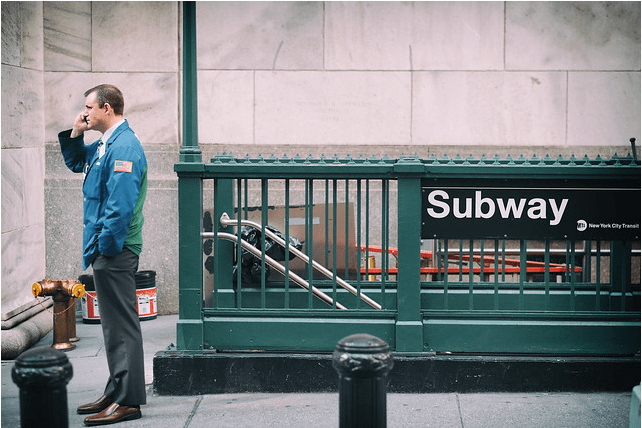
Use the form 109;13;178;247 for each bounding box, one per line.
102;119;128;146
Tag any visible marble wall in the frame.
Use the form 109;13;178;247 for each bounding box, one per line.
1;2;46;319
197;1;640;149
2;2;640;316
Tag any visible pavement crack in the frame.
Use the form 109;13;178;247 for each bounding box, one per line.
184;395;203;428
456;394;465;427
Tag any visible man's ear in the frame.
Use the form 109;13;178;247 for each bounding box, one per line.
103;103;112;114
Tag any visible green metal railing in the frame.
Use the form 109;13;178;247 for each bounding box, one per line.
175;153;640;355
176;1;638;356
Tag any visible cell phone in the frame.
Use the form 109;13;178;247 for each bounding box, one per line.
83;116;88;124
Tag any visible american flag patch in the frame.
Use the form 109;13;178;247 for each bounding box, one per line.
114;160;133;173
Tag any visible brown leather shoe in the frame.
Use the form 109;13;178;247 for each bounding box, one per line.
83;403;141;426
77;395;114;415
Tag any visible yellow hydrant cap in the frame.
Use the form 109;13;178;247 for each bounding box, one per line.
71;283;85;298
32;282;43;297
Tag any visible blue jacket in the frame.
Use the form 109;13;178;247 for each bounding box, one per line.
59;120;148;270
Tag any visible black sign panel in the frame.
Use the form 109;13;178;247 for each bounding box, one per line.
421;184;640;240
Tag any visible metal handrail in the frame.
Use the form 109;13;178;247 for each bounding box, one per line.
211;231;347;310
218;213;382;310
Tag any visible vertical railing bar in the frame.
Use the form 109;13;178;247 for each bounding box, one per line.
458;240;463;282
604;241;613;312
437;239;443;282
306;179;314;308
620;241;627;312
625;242;631;312
387;179;391;286
323;179;337;308
443;239;449;309
260;179;268;309
596;240;603;287
365;179;370;280
480;239;485;282
627;241;632;312
333;180;338;309
519;240;526;311
213;178;219;308
345;180;350;280
583;240;592;284
331;179;339;307
356;179;362;309
380;180;388;288
468;239;474;310
501;240;506;282
594;241;601;311
243;179;248;220
325;180;329;269
494;239;499;310
236;179;243;309
544;240;550;312
564;240;570;283
380;180;386;287
570;241;576;312
305;180;309;307
284;179;290;309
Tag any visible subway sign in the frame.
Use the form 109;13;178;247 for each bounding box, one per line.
421;179;640;240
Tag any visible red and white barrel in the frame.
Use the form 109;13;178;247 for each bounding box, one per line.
79;274;100;324
135;271;157;321
78;271;157;323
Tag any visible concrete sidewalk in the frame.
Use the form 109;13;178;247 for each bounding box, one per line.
1;314;635;427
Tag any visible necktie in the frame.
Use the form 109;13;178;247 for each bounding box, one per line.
97;139;105;159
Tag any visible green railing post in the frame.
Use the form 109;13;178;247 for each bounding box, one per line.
177;174;204;350
180;1;201;163
176;1;203;350
394;156;425;353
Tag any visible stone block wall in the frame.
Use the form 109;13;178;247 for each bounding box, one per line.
2;2;640;318
197;2;640;151
2;1;46;319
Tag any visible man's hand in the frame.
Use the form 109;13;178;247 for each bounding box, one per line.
70;112;89;138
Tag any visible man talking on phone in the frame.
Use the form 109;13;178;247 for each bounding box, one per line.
58;84;147;426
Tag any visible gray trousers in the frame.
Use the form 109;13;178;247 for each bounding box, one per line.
92;249;146;406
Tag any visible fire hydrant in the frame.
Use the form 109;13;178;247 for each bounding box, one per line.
32;279;85;351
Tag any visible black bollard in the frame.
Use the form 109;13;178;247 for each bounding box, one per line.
11;346;73;428
333;334;394;428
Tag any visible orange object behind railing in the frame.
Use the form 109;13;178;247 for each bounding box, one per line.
358;245;581;277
